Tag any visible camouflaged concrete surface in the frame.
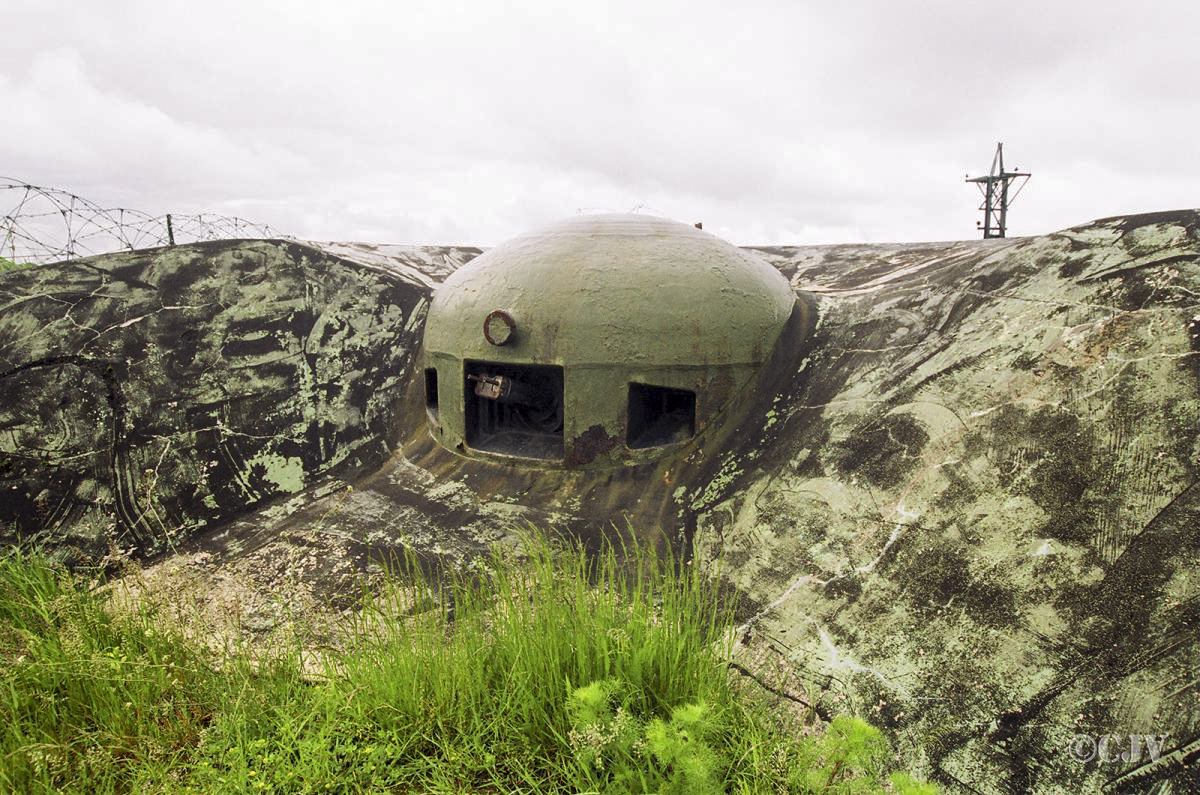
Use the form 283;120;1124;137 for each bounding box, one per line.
2;212;1199;791
718;212;1200;792
0;239;478;561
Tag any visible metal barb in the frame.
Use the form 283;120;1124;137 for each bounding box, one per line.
0;178;290;265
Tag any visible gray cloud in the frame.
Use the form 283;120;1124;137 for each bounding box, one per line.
2;0;1196;246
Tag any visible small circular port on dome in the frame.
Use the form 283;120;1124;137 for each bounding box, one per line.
484;310;516;346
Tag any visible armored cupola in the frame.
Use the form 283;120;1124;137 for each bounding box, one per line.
422;214;796;467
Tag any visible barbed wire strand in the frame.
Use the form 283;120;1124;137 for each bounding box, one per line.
1;178;291;265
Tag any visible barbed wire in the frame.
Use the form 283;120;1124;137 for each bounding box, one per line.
1;178;292;265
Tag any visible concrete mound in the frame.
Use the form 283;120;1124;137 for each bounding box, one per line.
1;211;1198;791
0;239;476;559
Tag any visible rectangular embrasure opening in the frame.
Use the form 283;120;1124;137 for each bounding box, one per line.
424;368;439;420
464;361;564;459
627;382;695;449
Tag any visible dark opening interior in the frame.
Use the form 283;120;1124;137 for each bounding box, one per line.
627;383;695;449
424;368;439;420
464;360;564;459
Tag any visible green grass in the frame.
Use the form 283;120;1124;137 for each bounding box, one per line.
0;535;935;793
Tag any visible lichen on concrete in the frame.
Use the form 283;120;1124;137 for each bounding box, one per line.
2;210;1198;791
0;239;436;560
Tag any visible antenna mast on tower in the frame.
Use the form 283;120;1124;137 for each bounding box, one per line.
965;143;1031;238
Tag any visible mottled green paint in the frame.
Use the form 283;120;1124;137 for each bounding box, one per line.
0;239;438;559
247;452;306;494
423;214;797;467
5;210;1200;791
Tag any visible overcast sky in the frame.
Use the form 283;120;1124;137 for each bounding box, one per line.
2;0;1197;247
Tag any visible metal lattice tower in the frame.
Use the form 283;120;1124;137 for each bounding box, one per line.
965;143;1031;239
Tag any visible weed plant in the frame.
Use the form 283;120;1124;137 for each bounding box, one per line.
0;536;935;793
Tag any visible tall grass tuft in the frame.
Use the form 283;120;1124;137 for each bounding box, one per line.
0;533;935;793
0;551;225;792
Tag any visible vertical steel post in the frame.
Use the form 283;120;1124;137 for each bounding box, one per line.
982;183;993;238
999;175;1009;238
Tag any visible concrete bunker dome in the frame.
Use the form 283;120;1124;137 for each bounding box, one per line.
422;213;796;467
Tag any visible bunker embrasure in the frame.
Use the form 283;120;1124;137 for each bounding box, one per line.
421;214;797;467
